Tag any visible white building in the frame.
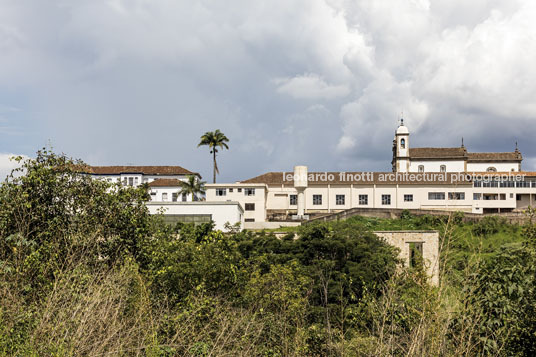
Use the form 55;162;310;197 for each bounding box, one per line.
206;122;535;228
392;120;522;173
146;201;244;231
86;165;202;202
86;165;244;229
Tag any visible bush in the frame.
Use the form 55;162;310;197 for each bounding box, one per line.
472;216;502;236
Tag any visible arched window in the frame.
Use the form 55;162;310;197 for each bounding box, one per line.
487;167;497;172
418;165;424;172
400;138;406;149
440;165;446;172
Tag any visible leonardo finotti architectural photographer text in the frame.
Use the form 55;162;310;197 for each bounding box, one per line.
282;171;526;184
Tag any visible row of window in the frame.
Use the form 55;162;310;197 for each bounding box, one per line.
151;192;189;202
474;180;536;188
473;193;510;201
428;192;465;200
417;166;498;173
285;192;468;205
215;188;255;196
287;194;412;206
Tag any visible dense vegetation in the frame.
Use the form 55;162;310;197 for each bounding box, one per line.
1;151;535;356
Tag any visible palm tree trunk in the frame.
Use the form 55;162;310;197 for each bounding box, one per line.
213;150;217;183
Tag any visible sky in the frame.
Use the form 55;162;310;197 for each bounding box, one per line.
1;0;536;182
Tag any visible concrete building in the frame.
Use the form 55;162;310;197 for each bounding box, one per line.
375;230;439;285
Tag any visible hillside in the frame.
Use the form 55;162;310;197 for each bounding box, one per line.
1;151;535;356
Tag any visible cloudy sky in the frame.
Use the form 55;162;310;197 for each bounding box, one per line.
1;0;536;181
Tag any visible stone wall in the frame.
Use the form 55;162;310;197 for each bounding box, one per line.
374;231;439;285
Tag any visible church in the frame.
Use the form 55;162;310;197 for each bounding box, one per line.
391;119;522;173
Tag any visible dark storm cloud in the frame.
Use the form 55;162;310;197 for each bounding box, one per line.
1;0;536;181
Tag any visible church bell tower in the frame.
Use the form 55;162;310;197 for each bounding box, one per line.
392;118;410;172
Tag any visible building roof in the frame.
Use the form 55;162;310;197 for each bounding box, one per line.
85;165;199;176
408;147;467;160
148;178;184;187
467;152;522;162
407;147;522;163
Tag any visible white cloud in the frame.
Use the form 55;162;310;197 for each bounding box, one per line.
275;74;350;99
0;153;26;181
1;0;536;178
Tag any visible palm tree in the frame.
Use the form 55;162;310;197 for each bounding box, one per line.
198;129;229;183
178;175;206;201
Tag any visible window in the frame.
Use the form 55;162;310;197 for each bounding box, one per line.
313;195;322;205
428;192;445;200
517;194;522;201
418;165;424;173
473;193;482;200
107;178;112;182
182;193;187;202
487;166;497;172
400;138;406;148
510;193;514;198
409;242;423;268
162;193;168;201
128;177;134;186
238;188;242;193
245;218;255;222
290;194;297;205
404;194;413;202
244;188;255;196
229;188;233;193
382;194;391;205
172;193;178;202
440;165;446;172
336;194;345;205
245;203;255;211
474;180;482;187
448;192;465;200
500;194;506;200
359;194;368;205
134;177;139;185
517;181;531;188
216;188;226;196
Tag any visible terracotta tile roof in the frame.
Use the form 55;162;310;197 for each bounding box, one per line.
467;152;522;162
85;165;199;176
241;172;474;185
409;147;467;159
148;178;184;187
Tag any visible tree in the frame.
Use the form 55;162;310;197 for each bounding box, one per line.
178;175;206;201
198;130;229;183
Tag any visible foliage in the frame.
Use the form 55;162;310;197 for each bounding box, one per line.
178;174;206;201
2;149;536;355
472;215;503;236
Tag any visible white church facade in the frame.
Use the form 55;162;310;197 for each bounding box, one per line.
392;120;522;173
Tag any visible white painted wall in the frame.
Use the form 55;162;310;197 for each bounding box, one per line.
409;160;465;172
205;183;267;222
467;162;520;172
146;202;244;231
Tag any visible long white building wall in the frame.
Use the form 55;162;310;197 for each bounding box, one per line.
146;202;244;231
